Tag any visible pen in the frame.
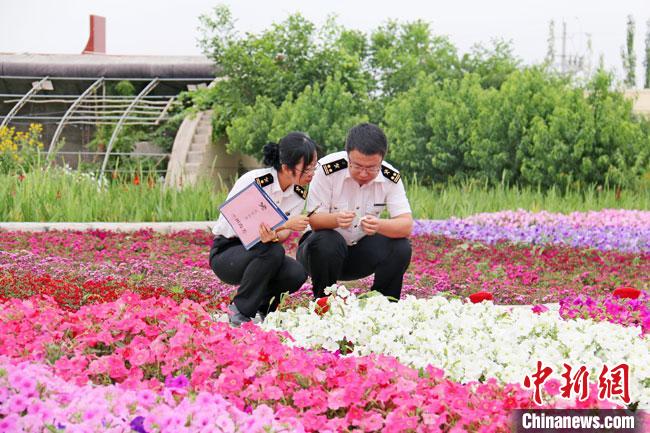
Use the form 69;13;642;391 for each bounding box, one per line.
306;205;321;217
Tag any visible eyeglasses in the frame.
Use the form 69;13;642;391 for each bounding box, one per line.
298;164;318;175
348;161;381;174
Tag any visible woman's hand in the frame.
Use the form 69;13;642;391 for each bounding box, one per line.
282;215;310;232
259;223;279;243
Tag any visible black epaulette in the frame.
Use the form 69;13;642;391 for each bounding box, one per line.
321;158;348;175
294;184;307;199
381;164;401;183
255;173;274;187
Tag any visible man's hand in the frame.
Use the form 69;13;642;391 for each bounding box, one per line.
336;211;356;229
259;223;278;243
283;215;310;232
360;215;380;235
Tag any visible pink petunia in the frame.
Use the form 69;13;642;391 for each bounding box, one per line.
531;304;549;314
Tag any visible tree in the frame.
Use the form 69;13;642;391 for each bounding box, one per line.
369;20;460;97
621;15;636;88
643;20;650;89
460;39;520;89
545;20;556;66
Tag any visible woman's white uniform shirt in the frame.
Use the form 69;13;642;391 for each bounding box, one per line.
212;167;307;239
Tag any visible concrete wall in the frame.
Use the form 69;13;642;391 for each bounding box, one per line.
625;89;650;117
206;136;261;185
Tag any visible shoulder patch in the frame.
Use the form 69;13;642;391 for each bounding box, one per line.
293;184;307;200
254;173;274;187
381;165;401;183
322;158;348;175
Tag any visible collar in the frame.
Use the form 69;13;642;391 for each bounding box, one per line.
268;167;282;194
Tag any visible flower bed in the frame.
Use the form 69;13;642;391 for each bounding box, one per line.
0;357;291;433
415;209;649;253
0;210;647;432
262;286;650;408
559;292;650;335
0;292;581;432
1;213;647;306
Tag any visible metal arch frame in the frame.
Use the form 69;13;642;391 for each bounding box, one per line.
0;76;50;129
48;77;104;156
99;78;160;178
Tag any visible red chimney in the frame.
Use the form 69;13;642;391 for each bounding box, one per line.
82;15;106;54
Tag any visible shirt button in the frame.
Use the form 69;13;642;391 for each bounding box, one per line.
354;224;357;228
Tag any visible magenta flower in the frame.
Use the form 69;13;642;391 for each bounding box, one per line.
531;304;549;314
164;374;189;389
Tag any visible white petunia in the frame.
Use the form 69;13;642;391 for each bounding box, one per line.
262;286;650;408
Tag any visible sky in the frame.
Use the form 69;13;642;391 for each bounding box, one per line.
1;0;649;87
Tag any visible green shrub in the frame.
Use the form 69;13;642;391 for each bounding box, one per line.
194;6;648;190
226;76;370;156
198;7;370;138
384;68;650;188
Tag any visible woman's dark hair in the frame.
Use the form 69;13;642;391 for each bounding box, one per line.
262;132;318;171
344;123;387;157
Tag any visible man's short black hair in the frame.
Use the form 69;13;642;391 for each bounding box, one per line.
344;123;387;157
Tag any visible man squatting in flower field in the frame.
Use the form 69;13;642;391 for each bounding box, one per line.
297;123;414;300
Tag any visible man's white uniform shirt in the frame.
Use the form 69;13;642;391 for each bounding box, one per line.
306;151;411;245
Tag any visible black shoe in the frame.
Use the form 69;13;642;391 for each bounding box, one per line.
228;304;251;327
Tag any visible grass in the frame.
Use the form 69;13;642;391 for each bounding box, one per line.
0;168;227;222
407;177;649;219
0;168;647;222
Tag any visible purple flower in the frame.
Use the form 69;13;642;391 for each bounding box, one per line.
130;416;147;433
164;374;189;389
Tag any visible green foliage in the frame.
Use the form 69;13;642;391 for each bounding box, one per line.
198;7;370;137
269;76;369;154
227;76;369;157
226;96;277;157
114;80;136;96
385;67;650;188
369;20;461;97
194;6;648;191
1;166;646;222
622;15;637;88
87;124;145;154
545;20;556;66
385;73;486;182
150;112;184;153
460;39;520;89
0;167;227;222
0;123;46;175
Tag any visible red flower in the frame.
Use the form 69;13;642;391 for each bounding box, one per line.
133;175;140;186
613;286;641;299
314;297;330;315
469;291;494;303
